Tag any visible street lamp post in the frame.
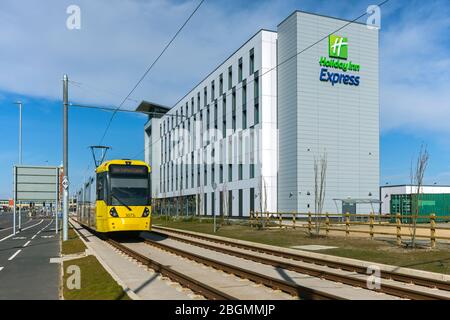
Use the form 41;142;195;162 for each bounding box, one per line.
62;74;69;241
13;101;22;232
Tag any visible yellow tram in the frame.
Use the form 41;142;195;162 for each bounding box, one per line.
76;159;151;233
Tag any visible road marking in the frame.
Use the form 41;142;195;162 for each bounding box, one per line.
31;234;37;240
13;237;27;240
0;267;3;272
41;235;54;239
23;240;31;247
8;249;22;261
0;220;44;243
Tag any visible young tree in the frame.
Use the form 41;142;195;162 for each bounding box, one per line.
410;145;429;248
314;152;327;236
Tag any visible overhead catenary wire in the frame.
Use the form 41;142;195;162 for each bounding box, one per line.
97;0;206;146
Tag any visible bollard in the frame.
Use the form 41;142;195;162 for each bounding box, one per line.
430;213;436;249
396;213;402;246
308;212;312;235
293;211;296;229
325;212;330;237
369;212;374;240
345;213;350;237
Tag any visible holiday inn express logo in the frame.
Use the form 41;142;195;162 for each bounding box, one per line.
329;35;348;59
319;34;360;86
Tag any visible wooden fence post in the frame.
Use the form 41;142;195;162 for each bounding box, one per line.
308;212;312;235
430;213;436;249
292;211;296;229
369;212;374;240
345;212;350;237
396;213;402;246
325;212;330;237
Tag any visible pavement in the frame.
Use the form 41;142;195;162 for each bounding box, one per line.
0;218;60;300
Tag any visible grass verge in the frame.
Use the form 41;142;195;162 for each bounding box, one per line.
152;215;450;275
62;255;130;300
61;227;87;255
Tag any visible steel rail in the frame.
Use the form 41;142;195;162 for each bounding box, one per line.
152;226;450;293
75;221;235;300
151;229;449;300
143;237;345;300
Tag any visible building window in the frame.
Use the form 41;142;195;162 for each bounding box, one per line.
219;74;223;95
228;164;232;182
204;193;207;216
211;80;215;101
211;164;215;185
204;165;207;186
250;164;255;179
250;188;255;214
214;101;218;130
219;164;223;183
249;48;255;75
232;88;236;132
238;189;243;217
254;72;259;125
204;87;207;107
228;66;232;90
191;97;194;116
197;92;201;112
228;190;233;216
211;192;215;216
222;96;227;138
242;81;247;130
238;164;243;180
238;57;243;83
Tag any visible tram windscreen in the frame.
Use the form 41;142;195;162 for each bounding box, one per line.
109;165;149;206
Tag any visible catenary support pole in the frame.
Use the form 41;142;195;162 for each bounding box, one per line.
62;74;69;241
13;166;16;235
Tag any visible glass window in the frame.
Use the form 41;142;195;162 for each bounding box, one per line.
249;48;255;75
238;57;243;83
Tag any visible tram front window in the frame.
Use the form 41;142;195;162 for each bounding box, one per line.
110;177;149;206
108;165;150;207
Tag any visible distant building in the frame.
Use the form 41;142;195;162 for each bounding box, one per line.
380;185;450;214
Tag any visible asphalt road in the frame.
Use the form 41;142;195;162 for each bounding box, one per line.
0;218;60;300
0;211;33;233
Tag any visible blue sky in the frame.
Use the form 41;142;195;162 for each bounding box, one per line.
0;0;450;198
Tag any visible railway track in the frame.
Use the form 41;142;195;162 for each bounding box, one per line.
106;238;236;300
151;226;450;300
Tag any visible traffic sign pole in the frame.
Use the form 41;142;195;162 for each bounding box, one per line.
62;74;69;241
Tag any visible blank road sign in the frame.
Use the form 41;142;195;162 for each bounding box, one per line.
14;166;60;201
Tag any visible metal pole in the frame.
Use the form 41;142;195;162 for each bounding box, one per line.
62;74;69;241
13;166;16;235
55;167;58;234
18;102;22;164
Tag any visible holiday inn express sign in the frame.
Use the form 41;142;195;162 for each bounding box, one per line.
319;34;361;86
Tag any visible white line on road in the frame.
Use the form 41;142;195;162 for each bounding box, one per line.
0;267;3;272
8;249;22;261
31;235;37;240
0;220;44;243
23;240;31;247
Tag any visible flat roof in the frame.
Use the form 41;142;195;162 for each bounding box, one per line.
380;184;450;188
136;100;171;118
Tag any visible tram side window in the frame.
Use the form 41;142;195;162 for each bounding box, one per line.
96;173;107;201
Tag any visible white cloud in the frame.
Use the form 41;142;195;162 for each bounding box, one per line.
380;0;450;134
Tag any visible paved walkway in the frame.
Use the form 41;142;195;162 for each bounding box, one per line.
0;219;60;300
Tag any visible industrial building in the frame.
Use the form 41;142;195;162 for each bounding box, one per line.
380;185;450;221
139;11;380;217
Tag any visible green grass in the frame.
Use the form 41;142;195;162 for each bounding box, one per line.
63;255;130;300
152;215;450;275
61;227;87;255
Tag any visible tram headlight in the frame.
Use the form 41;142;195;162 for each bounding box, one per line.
142;207;150;217
109;207;119;218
